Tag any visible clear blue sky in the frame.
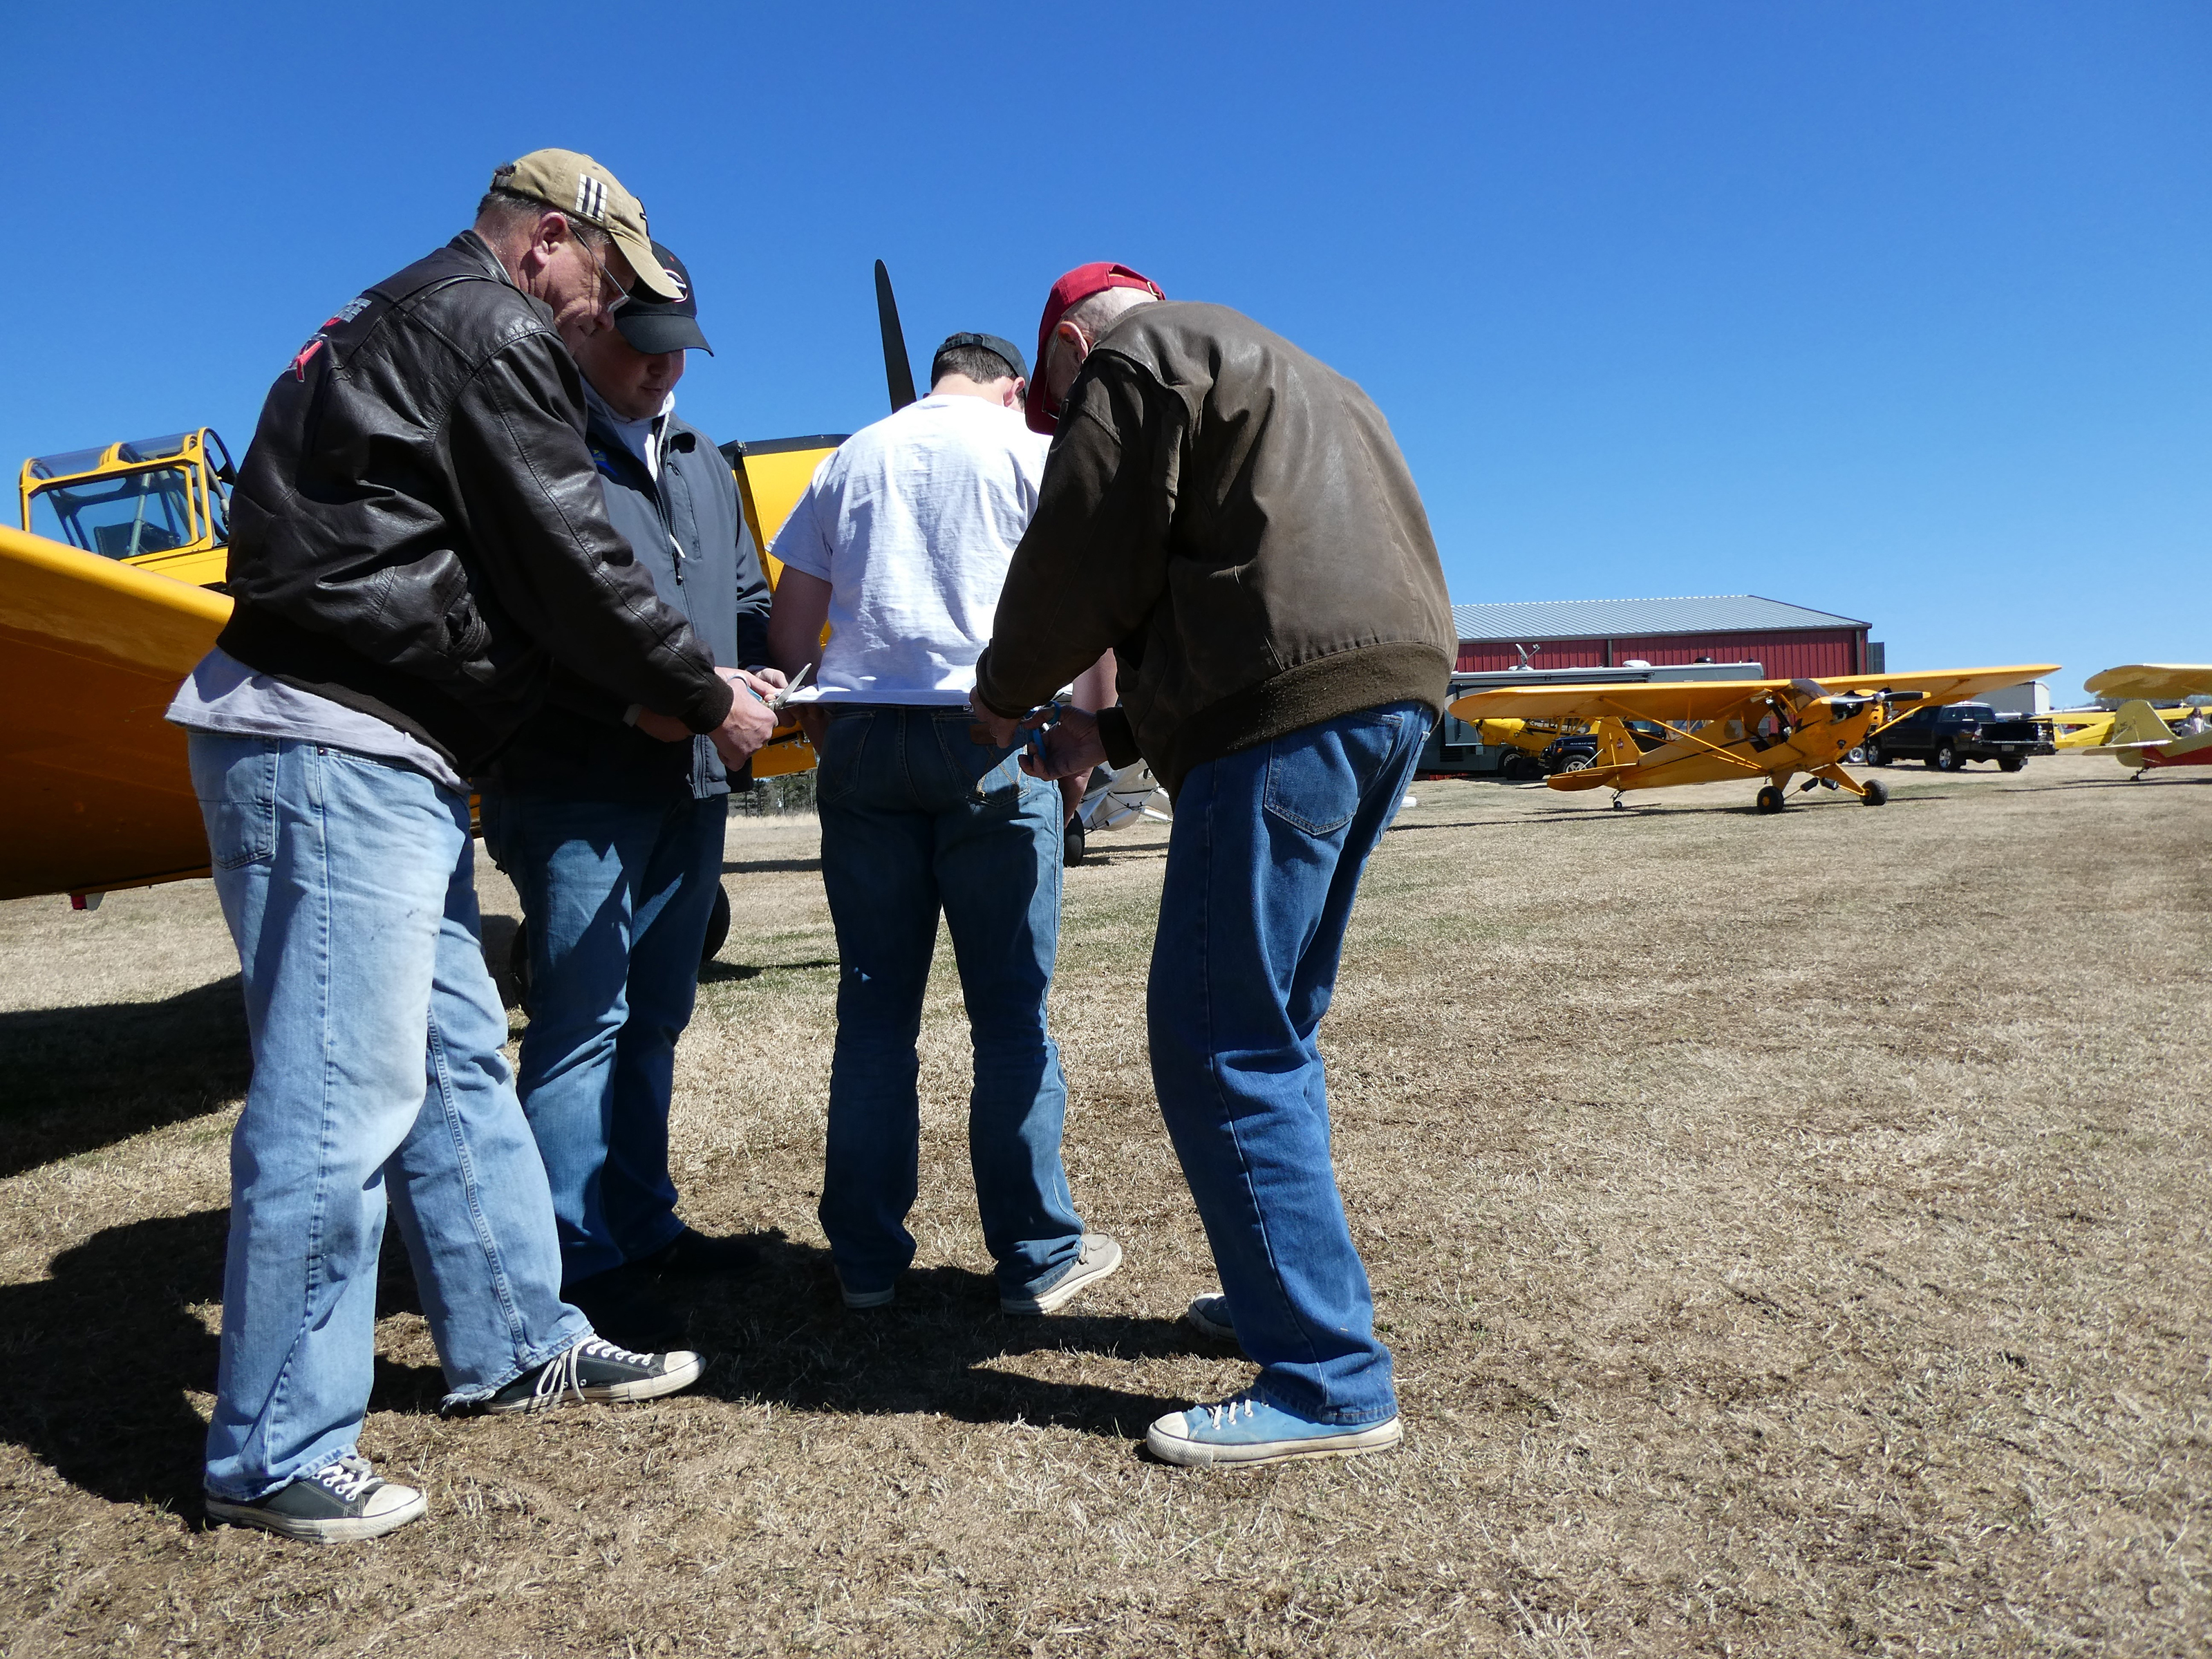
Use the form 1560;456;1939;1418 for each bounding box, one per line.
7;2;2205;704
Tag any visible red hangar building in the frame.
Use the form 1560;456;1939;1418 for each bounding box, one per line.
1450;594;1880;680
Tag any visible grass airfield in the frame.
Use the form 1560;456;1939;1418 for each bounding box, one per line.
1;751;2206;1657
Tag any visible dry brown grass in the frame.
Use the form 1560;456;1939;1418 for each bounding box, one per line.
1;753;2206;1656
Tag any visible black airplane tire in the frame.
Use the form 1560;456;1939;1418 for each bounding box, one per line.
1064;821;1087;867
1933;742;1960;772
1862;778;1889;806
1755;785;1786;814
701;885;732;964
1998;756;2026;774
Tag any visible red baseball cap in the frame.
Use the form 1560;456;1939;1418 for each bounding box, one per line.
1028;261;1165;433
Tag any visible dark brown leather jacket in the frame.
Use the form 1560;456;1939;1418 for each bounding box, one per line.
218;232;733;771
973;301;1454;796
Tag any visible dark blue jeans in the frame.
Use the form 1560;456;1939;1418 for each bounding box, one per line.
1148;701;1432;1425
480;789;729;1285
814;706;1085;1297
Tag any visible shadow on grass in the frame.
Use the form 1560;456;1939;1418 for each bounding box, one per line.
723;856;823;876
700;957;839;985
0;1208;487;1513
0;978;250;1178
0;1210;229;1511
675;1235;1197;1440
0;1214;1195;1509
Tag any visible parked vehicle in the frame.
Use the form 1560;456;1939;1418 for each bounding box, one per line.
1862;701;2054;772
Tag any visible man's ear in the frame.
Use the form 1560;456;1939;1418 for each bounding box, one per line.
1004;377;1027;411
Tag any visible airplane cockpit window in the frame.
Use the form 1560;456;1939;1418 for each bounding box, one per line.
28;467;198;559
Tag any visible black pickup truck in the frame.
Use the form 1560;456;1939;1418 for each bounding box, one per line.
1862;702;2054;772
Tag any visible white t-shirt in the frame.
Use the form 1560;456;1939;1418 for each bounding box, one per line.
770;393;1051;704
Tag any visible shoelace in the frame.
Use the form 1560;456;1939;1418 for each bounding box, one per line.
1202;1398;1259;1431
520;1337;657;1412
312;1456;379;1502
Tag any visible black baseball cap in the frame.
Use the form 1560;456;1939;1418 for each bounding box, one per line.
614;241;711;355
933;331;1027;382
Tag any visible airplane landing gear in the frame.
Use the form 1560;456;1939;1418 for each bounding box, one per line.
1862;778;1889;805
1755;785;1787;814
1610;791;1627;810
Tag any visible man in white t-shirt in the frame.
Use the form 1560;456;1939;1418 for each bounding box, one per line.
766;332;1120;1315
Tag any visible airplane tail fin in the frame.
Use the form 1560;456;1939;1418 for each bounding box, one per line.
2107;699;2174;747
1588;718;1642;769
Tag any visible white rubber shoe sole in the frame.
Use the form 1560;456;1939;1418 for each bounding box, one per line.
1146;1409;1403;1469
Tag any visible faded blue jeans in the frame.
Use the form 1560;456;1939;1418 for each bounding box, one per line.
814;706;1085;1297
189;734;588;1501
478;789;728;1285
1148;702;1432;1425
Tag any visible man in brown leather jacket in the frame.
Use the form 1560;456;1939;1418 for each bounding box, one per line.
973;263;1454;1470
169;151;774;1544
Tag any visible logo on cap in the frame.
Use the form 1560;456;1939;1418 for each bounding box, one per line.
574;176;608;221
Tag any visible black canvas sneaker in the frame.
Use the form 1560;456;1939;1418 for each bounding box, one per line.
203;1455;426;1544
475;1336;704;1414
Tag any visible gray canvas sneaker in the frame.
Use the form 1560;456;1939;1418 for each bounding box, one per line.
1001;1233;1123;1315
204;1455;427;1544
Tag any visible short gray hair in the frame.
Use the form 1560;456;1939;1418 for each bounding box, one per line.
1062;285;1156;342
474;187;610;252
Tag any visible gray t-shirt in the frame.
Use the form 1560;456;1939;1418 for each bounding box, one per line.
165;646;470;794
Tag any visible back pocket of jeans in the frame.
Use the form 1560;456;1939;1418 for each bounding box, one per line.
205;742;279;868
1261;731;1365;837
814;713;871;807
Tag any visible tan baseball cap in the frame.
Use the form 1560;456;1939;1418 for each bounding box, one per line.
488;149;682;301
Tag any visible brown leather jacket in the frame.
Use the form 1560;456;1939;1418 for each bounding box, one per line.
973;301;1454;796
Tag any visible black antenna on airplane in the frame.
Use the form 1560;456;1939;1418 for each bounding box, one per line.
874;261;918;413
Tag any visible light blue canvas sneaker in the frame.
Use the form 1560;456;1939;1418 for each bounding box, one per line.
1145;1394;1403;1468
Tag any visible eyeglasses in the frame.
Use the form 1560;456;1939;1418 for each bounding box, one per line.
570;223;634;312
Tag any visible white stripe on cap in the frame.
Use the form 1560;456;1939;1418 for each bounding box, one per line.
575;176;607;221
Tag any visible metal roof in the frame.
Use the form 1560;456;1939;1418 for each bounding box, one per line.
1450;594;1868;641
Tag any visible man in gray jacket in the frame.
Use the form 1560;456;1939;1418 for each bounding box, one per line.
482;241;776;1350
972;263;1455;1469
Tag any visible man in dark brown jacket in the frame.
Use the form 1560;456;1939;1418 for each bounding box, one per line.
972;263;1454;1468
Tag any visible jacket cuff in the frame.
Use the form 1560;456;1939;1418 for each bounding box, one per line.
970;648;1027;720
1096;707;1142;769
684;675;737;734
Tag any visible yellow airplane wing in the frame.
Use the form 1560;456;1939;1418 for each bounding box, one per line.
2083;664;2212;702
0;523;230;900
1449;678;1790;726
1814;665;2060;703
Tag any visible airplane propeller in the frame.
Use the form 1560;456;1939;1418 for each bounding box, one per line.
874;260;918;414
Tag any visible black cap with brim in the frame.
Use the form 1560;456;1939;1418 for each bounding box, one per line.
614;240;713;355
935;331;1027;382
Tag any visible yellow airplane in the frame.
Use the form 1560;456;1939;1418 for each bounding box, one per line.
2079;665;2212;776
1447;665;2061;814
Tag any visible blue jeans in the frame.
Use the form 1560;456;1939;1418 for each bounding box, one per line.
479;789;728;1284
1147;701;1432;1425
814;706;1085;1296
188;733;588;1501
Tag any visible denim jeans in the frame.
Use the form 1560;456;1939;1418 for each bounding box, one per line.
1147;701;1432;1425
189;733;589;1501
478;789;729;1284
814;706;1085;1296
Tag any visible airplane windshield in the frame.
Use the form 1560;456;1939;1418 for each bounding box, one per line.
28;466;198;559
